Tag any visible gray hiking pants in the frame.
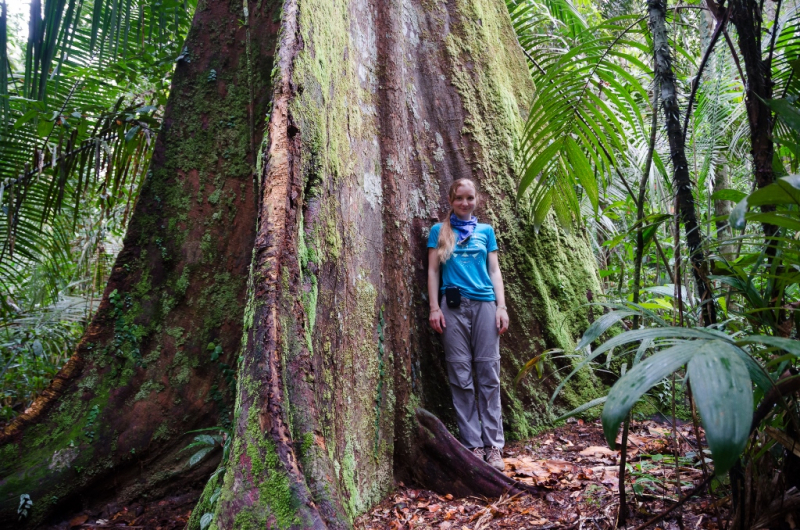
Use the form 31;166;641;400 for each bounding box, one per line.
441;298;504;449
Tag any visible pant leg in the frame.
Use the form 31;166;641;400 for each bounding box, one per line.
441;302;472;363
446;361;483;449
441;302;482;448
471;301;503;448
474;360;504;448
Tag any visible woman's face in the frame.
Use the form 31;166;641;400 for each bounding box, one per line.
450;184;477;219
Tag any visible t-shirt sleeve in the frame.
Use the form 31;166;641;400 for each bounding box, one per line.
487;226;499;252
427;224;440;248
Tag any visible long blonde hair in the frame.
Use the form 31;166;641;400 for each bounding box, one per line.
436;178;478;264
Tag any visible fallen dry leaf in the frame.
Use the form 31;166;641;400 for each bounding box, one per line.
69;515;88;528
579;445;618;457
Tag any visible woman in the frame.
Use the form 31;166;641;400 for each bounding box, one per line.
427;178;509;471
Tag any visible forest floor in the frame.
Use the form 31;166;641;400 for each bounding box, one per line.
44;416;728;529
354;417;730;530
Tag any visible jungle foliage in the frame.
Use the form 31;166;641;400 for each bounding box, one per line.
509;0;800;523
0;0;193;421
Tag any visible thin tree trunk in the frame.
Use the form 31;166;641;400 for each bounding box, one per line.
727;0;778;245
648;0;717;326
713;159;735;262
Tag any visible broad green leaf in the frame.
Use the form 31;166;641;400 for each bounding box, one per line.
730;175;800;229
555;396;607;422
744;212;800;231
189;446;213;467
209;486;222;505
602;341;700;447
200;513;214;530
551;328;724;404
710;189;747;203
592;327;727;359
14;109;38;130
736;335;800;356
687;343;753;475
575;309;637;351
764;98;800;135
193;434;217;446
124;125;140;142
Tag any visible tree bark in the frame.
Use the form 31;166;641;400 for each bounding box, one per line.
2;0;604;527
727;0;779;246
713;160;735;262
728;0;776;193
648;0;717;326
0;0;278;525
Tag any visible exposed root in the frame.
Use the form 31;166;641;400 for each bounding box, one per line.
410;409;541;499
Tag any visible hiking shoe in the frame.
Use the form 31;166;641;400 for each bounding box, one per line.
471;446;486;461
486;446;504;471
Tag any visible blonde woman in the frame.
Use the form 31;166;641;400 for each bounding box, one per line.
427;178;509;471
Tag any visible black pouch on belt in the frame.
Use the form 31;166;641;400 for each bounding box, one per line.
444;286;461;308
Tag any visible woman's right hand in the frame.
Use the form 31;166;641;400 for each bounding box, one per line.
429;307;446;334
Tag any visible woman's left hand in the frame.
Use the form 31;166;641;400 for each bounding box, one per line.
496;307;509;334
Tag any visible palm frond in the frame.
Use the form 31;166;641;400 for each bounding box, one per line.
513;12;653;230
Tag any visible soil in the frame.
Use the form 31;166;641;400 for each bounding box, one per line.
41;417;730;529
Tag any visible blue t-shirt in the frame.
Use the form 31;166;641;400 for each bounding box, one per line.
427;223;499;302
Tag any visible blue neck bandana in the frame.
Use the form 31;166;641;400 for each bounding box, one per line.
450;213;478;243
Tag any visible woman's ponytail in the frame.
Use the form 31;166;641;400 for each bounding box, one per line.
436;208;456;264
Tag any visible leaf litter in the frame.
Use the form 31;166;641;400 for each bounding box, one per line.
41;417;728;529
355;417;730;529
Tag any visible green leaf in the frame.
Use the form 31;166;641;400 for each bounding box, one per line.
193;434;216;446
602;341;701;446
14;109;38;130
200;513;214;530
565;136;598;212
764;98;800;136
736;335;800;356
575;309;637;351
189;446;213;467
555;396;607;422
209;487;222;506
744;212;800;231
124;125;140;142
687;343;753;475
729;175;800;229
514;350;557;387
710;189;747;203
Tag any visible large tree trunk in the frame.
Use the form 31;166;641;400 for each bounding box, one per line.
1;0;602;527
196;0;602;526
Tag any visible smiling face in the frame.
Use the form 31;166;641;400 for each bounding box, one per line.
449;182;477;220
